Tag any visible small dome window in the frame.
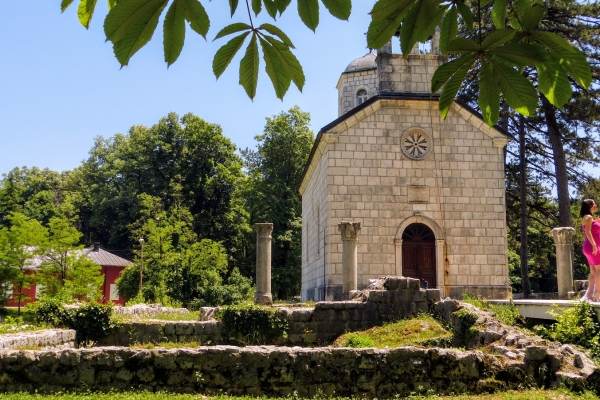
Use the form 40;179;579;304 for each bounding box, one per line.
356;89;368;106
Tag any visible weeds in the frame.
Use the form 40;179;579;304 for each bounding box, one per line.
130;341;201;349
333;313;452;348
535;301;600;361
461;294;524;327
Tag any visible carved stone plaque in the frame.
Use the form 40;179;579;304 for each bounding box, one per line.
407;185;430;203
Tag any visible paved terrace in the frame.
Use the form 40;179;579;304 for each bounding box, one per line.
487;298;599;321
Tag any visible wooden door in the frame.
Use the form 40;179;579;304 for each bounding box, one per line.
401;224;436;288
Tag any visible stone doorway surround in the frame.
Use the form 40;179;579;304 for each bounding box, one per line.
394;213;446;297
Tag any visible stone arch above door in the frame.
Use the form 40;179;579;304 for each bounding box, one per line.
394;214;446;296
394;213;444;240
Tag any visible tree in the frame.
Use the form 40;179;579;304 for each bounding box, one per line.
168;239;253;308
241;106;314;299
36;216;84;298
453;0;600;294
116;196;253;306
60;0;591;124
0;167;71;228
77;112;251;267
0;212;47;314
63;255;104;302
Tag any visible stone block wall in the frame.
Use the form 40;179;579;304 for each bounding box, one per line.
1;279;598;396
96;321;223;347
99;278;440;346
0;342;595;396
301;137;331;302
311;99;510;299
337;69;378;116
112;305;189;318
377;54;446;95
0;329;75;350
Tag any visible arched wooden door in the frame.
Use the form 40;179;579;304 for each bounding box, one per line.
402;223;436;288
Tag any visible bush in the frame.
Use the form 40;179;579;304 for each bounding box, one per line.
535;301;600;360
31;299;72;328
217;304;288;345
31;300;115;347
188;268;254;309
70;303;115;346
490;301;522;326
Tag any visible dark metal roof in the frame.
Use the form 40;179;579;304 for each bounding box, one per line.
83;247;133;267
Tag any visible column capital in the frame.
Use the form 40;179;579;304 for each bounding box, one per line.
254;223;273;238
338;221;361;240
548;227;575;245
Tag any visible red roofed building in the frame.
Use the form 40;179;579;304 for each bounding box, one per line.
5;243;132;307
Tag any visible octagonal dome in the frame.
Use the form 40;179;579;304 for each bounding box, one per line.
344;52;376;73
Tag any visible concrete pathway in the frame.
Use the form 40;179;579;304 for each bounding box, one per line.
487;298;600;321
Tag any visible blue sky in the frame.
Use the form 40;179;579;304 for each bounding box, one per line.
0;1;373;175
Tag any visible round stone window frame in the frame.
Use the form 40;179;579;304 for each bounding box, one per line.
400;128;434;160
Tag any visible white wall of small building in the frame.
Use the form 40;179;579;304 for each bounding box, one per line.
301;147;331;301
302;99;510;299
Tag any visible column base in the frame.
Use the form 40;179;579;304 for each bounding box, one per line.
254;292;273;306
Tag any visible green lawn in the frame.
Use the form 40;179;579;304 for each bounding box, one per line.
332;313;452;348
0;389;597;400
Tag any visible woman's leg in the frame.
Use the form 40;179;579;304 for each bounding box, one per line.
583;265;597;301
593;265;600;301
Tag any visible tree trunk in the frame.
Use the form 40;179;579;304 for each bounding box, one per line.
541;95;572;228
519;115;532;297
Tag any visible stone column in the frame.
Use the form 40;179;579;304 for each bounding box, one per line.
549;227;575;299
254;223;273;305
338;221;361;299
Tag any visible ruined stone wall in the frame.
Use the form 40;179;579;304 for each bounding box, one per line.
0;329;75;350
0;278;598;396
0;344;594;396
99;278;440;346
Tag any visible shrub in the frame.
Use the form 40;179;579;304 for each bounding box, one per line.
535;301;600;360
31;300;116;347
217;304;288;345
31;299;72;328
490;300;522;326
188;268;254;309
70;303;116;346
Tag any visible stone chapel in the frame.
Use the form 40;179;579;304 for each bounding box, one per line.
299;34;512;301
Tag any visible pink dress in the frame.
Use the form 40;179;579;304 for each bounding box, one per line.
583;220;600;265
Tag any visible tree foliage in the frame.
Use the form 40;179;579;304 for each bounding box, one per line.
0;213;46;312
0;167;74;228
452;0;600;291
60;0;592;122
241;106;313;299
76;112;251;265
115;193;253;306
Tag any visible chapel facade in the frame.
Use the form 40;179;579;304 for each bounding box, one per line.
299;34;512;301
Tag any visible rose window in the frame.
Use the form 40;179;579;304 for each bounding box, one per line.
400;129;433;160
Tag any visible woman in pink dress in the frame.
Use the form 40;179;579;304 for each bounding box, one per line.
581;199;600;301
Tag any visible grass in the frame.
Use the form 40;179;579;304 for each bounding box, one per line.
118;310;201;321
332;313;452;348
0;308;47;335
461;294;523;327
130;340;202;349
0;388;597;399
